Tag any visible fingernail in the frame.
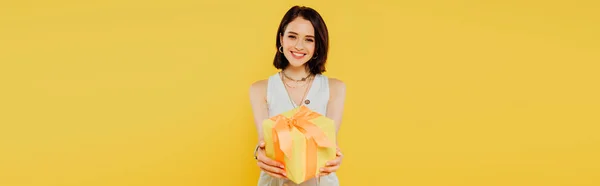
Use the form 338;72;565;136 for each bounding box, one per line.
320;168;324;171
325;162;330;166
282;172;286;176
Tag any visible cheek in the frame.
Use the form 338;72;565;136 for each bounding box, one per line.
282;43;294;51
307;43;316;53
282;38;294;47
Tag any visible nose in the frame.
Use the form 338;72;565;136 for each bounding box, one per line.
294;40;304;50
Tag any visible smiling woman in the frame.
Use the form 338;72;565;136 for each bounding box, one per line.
272;6;329;76
249;5;346;186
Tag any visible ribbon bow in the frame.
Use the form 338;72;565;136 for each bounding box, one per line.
271;106;334;160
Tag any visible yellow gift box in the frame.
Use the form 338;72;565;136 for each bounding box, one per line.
262;105;337;184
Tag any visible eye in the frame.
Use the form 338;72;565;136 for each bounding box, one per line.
288;35;296;39
306;38;314;42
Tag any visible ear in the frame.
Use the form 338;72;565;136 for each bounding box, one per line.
279;33;284;46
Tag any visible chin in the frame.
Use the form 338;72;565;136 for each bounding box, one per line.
288;60;308;67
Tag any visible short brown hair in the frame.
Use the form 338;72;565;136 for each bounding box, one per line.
273;6;329;75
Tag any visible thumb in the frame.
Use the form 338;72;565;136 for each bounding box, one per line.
259;141;266;148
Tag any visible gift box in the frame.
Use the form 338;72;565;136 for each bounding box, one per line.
262;105;337;184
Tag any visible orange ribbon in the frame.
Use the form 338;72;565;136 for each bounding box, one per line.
270;106;334;181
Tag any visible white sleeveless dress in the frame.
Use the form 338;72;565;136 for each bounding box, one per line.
257;72;340;186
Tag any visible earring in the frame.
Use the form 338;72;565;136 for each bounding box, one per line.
278;46;283;53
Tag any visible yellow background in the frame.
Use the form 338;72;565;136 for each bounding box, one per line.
1;0;599;185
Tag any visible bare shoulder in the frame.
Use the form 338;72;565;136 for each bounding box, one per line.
328;78;347;98
250;79;268;92
326;78;346;131
249;79;268;101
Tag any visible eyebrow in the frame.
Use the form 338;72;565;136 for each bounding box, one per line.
287;31;314;38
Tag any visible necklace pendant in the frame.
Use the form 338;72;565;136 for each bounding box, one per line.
304;99;310;105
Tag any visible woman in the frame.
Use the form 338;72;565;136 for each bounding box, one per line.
249;5;346;186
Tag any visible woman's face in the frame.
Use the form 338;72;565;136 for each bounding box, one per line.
280;17;316;68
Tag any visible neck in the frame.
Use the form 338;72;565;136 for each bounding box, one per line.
283;65;311;79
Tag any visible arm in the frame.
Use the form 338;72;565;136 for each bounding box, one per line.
326;78;347;136
249;80;269;141
249;80;287;178
320;78;346;177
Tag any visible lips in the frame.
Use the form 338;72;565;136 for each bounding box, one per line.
290;51;306;59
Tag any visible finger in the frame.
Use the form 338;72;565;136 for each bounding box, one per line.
257;161;287;177
261;168;287;179
256;151;285;168
257;155;282;168
259;141;266;148
260;168;286;179
325;159;341;167
319;172;331;177
320;165;340;174
325;155;343;167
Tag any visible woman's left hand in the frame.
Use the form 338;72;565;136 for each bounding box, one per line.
319;146;343;177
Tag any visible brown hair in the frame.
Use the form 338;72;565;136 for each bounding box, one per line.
273;6;329;75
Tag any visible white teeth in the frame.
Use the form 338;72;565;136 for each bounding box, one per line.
291;52;305;57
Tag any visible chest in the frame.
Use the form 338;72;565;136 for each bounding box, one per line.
267;75;330;117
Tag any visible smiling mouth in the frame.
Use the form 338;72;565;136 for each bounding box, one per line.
291;51;306;58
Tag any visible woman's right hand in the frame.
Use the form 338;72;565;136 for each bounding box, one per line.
255;141;287;179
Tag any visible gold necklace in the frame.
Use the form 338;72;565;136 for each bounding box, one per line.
285;81;307;88
284;77;310;88
280;72;313;107
282;70;311;82
282;72;313;88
